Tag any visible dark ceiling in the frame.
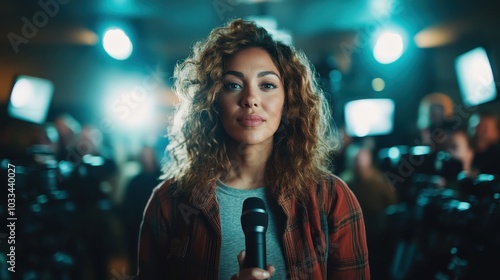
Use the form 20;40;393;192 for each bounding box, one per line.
2;0;499;62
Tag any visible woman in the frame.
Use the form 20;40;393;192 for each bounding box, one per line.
137;19;369;279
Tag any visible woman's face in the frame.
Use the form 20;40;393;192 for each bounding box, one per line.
220;47;285;146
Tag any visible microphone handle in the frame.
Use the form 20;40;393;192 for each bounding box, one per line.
245;232;267;269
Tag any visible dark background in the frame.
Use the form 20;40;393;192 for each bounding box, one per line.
1;1;500;279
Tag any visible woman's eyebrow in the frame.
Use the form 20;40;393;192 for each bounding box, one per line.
222;70;280;79
257;71;280;78
222;70;243;78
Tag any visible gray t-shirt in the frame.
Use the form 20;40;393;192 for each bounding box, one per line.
216;180;287;279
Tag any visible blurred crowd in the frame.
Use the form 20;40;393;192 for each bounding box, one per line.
333;93;500;279
0;113;164;280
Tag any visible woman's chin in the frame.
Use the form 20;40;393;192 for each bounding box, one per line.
228;134;274;147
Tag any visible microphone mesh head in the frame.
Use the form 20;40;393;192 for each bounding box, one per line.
241;197;268;231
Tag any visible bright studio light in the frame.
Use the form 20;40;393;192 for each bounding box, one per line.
344;98;395;137
10;79;34;108
102;28;133;60
373;31;404;64
455;47;497;107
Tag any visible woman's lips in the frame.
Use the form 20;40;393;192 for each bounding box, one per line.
237;114;264;127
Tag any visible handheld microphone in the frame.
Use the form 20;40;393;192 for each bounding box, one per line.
241;197;268;269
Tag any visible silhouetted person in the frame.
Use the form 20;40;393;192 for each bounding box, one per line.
413;93;463;181
54;114;82;162
416;93;455;151
122;145;161;274
448;130;474;174
470;112;500;175
341;144;397;280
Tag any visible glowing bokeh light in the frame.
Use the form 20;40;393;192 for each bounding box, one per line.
372;78;386;92
102;28;133;60
373;31;404;64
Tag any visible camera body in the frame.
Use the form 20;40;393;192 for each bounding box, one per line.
388;173;500;280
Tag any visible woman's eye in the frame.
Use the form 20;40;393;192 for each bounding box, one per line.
261;83;278;90
224;83;242;90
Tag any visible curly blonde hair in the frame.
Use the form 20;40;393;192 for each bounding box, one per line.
164;19;337;200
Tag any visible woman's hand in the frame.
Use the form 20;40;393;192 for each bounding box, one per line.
230;250;275;280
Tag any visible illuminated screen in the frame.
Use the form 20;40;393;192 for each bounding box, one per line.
455;47;497;107
7;75;54;124
344;98;395;137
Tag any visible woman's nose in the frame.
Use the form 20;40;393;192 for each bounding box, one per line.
240;86;259;108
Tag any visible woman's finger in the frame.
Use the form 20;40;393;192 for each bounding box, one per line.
232;268;271;280
237;250;246;269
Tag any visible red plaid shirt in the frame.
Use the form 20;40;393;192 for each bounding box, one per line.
137;174;370;279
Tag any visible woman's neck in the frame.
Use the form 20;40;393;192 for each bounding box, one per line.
221;140;273;190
